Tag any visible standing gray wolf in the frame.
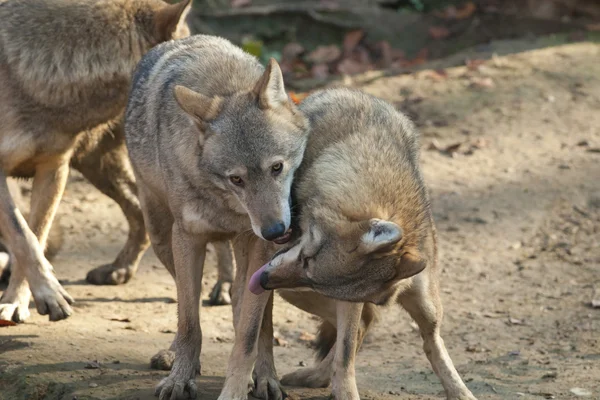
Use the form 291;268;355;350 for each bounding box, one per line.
248;88;478;399
0;0;192;322
124;35;309;399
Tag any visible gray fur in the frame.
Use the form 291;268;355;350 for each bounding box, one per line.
125;34;309;400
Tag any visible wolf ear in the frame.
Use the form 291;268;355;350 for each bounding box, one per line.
174;85;223;125
360;219;403;254
153;0;192;42
395;252;426;280
253;58;289;109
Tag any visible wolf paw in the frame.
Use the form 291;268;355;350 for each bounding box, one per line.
253;374;287;400
155;374;198;400
0;298;30;323
208;281;232;306
0;278;31;322
86;263;135;285
29;271;74;321
151;349;176;371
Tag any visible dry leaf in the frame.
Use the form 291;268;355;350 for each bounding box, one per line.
466;59;486;70
306;45;341;64
376;40;393;68
298;331;316;342
107;315;131;323
429;26;450;40
288;91;308;105
399;48;428;68
470;77;495;89
0;319;17;327
586;23;600;31
311;64;329;80
343;30;365;56
273;333;289;347
437;2;476;19
282;42;305;61
337;58;369;75
427;69;448;81
230;0;251;8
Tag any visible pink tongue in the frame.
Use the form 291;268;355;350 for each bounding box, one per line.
248;262;270;295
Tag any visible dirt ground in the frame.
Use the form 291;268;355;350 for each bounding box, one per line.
1;39;599;400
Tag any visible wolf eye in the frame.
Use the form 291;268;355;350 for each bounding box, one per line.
271;162;283;176
229;176;244;186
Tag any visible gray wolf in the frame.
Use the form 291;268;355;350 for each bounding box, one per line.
0;0;192;322
124;34;309;399
249;88;477;399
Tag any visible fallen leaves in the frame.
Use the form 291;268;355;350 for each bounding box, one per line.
429;26;450;40
469;76;495;89
105;315;131;323
0;319;17;327
230;0;251;8
435;2;477;20
288;91;309;105
427;138;488;157
306;45;341;64
298;331;316;343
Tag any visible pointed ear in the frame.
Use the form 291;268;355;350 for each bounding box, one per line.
360;219;403;254
253;58;289;109
173;85;223;125
395;252;426;280
153;0;192;42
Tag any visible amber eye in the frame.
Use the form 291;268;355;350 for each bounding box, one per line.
271;162;283;175
229;176;243;186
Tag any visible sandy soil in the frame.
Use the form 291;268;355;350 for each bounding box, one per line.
1;40;599;400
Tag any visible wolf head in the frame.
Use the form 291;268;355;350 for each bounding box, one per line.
144;0;192;44
173;59;309;243
250;213;428;303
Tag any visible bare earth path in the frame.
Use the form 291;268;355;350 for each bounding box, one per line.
1;41;599;400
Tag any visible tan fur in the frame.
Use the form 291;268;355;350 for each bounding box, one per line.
124;35;309;399
247;89;477;399
0;0;191;323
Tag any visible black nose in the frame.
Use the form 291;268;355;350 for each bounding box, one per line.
261;222;286;241
260;270;270;290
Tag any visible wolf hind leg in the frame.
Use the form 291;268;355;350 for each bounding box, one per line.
71;122;150;285
397;275;477;400
208;240;235;306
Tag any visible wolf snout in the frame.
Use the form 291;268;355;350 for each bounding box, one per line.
261;221;290;242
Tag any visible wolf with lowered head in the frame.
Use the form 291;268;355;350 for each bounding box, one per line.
250;88;478;400
124;35;309;399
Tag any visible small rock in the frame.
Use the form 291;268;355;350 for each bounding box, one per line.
508;350;520;356
89;383;98;388
570;387;592;397
112;360;120;364
85;360;101;369
542;371;558;379
299;361;306;367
